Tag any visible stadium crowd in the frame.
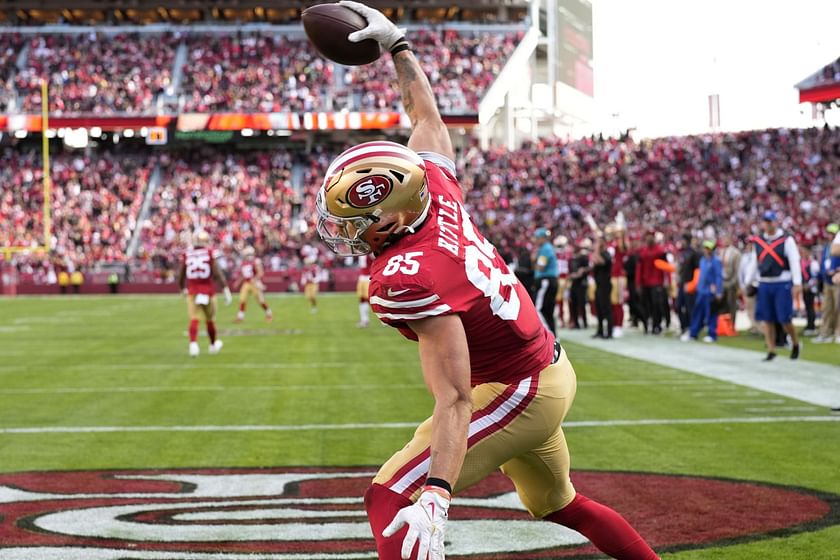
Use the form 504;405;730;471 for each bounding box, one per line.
343;29;523;113
15;32;179;114
0;28;520;115
0;33;24;112
459;127;838;260
2;126;838;341
0;148;154;277
179;33;333;113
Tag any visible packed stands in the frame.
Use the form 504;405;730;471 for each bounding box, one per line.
0;33;24;112
179;33;333;113
0;148;154;270
3;126;838;278
342;29;524;113
134;150;303;279
0;27;522;115
15;32;179;115
459;127;839;258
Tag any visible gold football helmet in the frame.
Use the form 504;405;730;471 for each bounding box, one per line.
243;245;256;257
193;230;210;247
317;141;429;256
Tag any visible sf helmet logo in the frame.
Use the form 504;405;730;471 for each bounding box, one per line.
347;175;393;208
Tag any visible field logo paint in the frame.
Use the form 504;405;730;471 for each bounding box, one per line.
0;467;836;559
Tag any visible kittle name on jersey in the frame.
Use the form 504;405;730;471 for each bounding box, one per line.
437;195;461;256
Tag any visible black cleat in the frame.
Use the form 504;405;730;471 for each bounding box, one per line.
790;344;800;360
763;352;777;362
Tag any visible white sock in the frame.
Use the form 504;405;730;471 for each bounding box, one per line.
359;301;370;323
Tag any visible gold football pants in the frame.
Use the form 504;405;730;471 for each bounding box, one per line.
373;350;577;518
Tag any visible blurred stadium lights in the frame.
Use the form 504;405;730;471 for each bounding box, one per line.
64;127;88;149
123;129;135;138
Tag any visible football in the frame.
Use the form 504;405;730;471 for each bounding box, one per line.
302;3;381;66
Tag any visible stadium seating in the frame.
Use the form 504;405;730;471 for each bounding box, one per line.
457;127;839;258
0;33;24;112
0;28;521;115
3;126;837;276
15;33;179;114
342;29;524;113
134;150;307;279
0;149;153;270
179;33;333;113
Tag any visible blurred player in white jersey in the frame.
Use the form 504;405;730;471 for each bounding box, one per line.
235;246;273;322
356;254;374;327
177;230;232;357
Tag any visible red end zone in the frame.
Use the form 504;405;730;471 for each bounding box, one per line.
0;467;836;559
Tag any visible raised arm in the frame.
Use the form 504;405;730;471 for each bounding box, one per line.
341;1;454;160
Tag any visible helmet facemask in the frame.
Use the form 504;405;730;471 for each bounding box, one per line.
315;141;430;257
316;190;377;256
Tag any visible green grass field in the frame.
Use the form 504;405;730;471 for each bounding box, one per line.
0;294;838;559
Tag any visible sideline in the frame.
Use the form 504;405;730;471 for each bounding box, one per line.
560;329;840;407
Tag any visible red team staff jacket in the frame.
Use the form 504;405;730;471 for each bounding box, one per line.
369;153;555;387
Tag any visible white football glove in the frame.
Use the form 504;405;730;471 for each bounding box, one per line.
383;488;450;560
223;287;232;306
339;0;406;52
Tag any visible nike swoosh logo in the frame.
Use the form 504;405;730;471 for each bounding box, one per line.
387;288;411;297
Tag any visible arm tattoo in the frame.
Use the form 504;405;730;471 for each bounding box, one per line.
394;54;418;118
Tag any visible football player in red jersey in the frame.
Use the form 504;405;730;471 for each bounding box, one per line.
356;254;374;327
317;4;659;560
605;221;628;338
301;259;320;314
235;246;273;323
177;230;232;357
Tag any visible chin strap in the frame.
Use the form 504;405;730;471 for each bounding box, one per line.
403;196;432;235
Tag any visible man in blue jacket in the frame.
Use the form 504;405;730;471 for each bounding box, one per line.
533;227;559;334
682;240;723;342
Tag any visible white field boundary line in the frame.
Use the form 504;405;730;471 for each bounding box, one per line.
0;362;406;371
0;379;720;395
560;329;840;407
2;416;839;435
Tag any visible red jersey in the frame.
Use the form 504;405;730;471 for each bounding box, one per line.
301;264;320;284
608;242;625;278
369;159;554;386
182;247;216;296
556;248;571;278
240;258;259;281
358;254;373;278
635;244;667;287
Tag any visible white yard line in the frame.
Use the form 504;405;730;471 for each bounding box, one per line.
0;379;718;396
0;384;427;395
561;329;840;407
0;362;404;372
2;415;839;435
